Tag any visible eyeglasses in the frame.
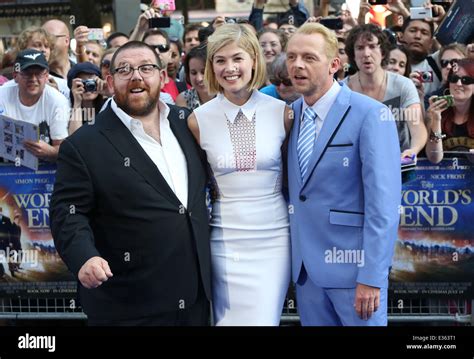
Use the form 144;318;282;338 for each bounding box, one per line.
19;69;48;79
112;64;160;80
448;74;474;85
101;59;111;68
440;58;459;68
270;77;292;87
151;44;170;53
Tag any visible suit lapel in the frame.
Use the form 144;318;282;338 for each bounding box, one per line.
290;97;304;186
302;85;352;188
99;107;181;206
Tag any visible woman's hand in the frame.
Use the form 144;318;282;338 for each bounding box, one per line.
95;77;109;97
71;78;85;105
427;95;449;123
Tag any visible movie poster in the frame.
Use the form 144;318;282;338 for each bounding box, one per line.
0;164;76;297
390;158;474;298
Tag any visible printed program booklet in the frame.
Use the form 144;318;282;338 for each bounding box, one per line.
0;114;39;170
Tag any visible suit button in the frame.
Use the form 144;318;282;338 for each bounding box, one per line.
189;211;192;217
299;195;306;202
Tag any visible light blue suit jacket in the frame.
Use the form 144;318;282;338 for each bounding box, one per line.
288;83;401;289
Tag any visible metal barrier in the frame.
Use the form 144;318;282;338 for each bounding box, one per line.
388;298;473;324
0;297;86;320
0;295;471;324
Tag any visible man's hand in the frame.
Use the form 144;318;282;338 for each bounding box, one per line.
78;256;113;289
213;16;226;29
358;0;372;24
129;7;160;41
401;148;417;160
386;0;410;18
23;140;58;161
341;8;358;27
354;283;380;320
74;26;90;48
305;16;322;24
73;26;90;61
425;2;446;24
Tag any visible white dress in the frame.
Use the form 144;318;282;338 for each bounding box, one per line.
194;91;290;326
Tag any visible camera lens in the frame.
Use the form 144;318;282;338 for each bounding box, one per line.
83;79;97;92
421;72;432;82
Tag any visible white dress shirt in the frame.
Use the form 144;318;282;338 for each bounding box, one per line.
302;81;341;137
111;98;188;208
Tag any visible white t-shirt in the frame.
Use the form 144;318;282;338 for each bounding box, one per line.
2;75;70;100
0;83;69;141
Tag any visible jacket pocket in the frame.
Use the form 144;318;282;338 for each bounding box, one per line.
327;143;353;147
329;210;364;227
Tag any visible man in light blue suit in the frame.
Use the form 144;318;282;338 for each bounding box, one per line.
286;23;401;326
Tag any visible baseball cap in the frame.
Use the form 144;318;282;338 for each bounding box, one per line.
14;49;49;72
67;62;102;89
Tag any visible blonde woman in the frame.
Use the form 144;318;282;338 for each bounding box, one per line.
188;24;293;326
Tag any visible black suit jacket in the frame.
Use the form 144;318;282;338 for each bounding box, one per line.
50;105;211;320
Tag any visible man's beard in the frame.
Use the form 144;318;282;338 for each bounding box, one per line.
409;47;428;64
115;85;160;117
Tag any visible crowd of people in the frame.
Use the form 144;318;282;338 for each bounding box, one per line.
0;0;472;326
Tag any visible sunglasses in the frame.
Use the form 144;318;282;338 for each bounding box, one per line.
448;74;474;85
152;44;170;53
440;58;459;68
270;77;292;87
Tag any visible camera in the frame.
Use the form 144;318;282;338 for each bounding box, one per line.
225;17;237;24
417;71;434;83
149;17;171;28
434;95;454;107
82;79;97;92
410;6;433;20
319;18;343;30
87;28;104;41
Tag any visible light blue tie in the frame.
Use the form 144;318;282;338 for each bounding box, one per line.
297;107;317;179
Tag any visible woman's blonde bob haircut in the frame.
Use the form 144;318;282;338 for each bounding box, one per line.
205;24;267;94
